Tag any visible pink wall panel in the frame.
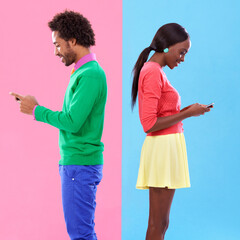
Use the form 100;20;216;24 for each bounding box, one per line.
0;1;121;239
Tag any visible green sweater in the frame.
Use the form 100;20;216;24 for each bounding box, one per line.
35;61;107;165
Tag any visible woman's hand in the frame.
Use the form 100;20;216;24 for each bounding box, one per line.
180;104;193;112
185;103;211;117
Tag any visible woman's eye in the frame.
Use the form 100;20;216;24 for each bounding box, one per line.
180;51;186;57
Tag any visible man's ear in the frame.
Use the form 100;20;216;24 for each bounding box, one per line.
69;38;77;47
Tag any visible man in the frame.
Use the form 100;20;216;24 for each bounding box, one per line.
10;10;107;240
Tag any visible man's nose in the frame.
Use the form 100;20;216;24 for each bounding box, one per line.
54;47;59;56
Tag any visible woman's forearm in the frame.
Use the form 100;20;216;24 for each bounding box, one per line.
146;110;190;133
146;103;211;133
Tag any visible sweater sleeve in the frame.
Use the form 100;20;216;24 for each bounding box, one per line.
34;74;100;133
140;68;163;132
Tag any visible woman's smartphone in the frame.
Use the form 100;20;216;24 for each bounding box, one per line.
206;103;214;108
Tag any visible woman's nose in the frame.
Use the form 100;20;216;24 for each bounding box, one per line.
180;55;185;62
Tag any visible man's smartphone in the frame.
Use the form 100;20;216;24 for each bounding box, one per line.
206;103;214;108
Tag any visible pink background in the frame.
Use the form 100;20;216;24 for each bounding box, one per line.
0;1;121;239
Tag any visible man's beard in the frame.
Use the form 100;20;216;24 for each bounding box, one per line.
62;50;77;66
62;43;77;66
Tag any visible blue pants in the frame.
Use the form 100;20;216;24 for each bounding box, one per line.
59;165;103;240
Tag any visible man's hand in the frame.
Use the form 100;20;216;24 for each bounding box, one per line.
10;92;39;115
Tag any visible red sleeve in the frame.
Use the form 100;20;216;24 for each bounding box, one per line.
140;68;163;132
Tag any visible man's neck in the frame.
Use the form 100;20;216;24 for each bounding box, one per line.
74;48;91;64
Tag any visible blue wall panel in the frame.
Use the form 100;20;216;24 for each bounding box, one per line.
122;1;240;239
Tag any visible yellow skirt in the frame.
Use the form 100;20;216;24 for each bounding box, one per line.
136;133;190;189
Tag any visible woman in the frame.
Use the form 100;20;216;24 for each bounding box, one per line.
131;23;212;240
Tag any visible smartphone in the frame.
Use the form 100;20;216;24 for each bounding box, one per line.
206;103;214;108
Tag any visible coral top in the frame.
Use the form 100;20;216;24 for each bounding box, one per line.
138;62;183;136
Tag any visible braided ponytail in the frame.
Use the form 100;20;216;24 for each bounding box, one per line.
131;46;153;109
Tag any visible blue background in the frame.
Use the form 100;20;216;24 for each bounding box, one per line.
122;0;240;239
